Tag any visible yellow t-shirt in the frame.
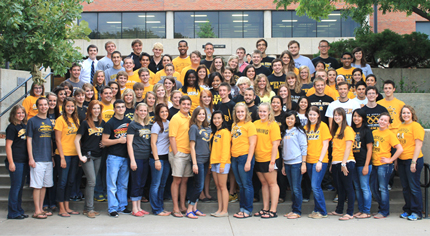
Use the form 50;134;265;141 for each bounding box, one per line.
336;67;365;84
181;87;201;114
180;66;210;85
142;85;154;99
152;69;181;85
332;126;355;163
328;84;336;90
210;129;232;168
306;86;337;100
231;121;257;157
258;91;276;104
397;122;424;160
125;71;140;90
254;120;281;162
305;122;332;163
377;98;405;133
133;68;155;85
54;116;79;156
102;103;114;122
22;95;40;119
169;111;191;154
372;128;400;166
172;56;191;74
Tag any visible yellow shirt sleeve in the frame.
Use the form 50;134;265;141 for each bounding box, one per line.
220;129;232;168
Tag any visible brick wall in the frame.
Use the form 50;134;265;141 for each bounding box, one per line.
369;10;427;34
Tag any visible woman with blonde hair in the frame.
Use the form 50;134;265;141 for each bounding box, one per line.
22;83;45;119
153;83;170;107
92;70;106;100
254;74;275;103
298;66;313;94
121;89;136;120
285;72;305;103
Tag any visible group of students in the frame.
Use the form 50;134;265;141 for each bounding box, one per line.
5;38;425;221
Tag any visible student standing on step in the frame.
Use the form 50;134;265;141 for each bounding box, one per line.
5;105;29;220
27;97;54;219
22;83;45;119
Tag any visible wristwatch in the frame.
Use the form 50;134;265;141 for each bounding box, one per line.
341;163;346;167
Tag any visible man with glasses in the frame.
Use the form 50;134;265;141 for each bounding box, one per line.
256;39;275;71
336;52;356;84
312;40;340;70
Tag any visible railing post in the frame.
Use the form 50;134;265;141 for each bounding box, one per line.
25;82;28;98
425;164;429;219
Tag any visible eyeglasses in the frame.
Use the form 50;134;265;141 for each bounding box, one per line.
257;44;266;47
34;87;43;90
342;58;352;60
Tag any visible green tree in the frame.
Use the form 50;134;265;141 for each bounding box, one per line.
0;0;92;84
197;22;217;38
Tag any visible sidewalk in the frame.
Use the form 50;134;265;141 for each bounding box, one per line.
1;209;428;236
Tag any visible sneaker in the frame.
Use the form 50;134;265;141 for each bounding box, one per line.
109;211;119;218
308;211;317;218
312;212;328;219
302;198;310;203
94;194;106;202
119;209;132;214
229;194;238;203
388;185;392;191
84;210;100;216
333;195;338;203
400;212;409;219
407;213;421;221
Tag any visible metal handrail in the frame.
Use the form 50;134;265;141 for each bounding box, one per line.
0;66;44;103
421;163;430;219
0;71;52;117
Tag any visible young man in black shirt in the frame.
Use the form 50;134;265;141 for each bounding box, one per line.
256;39;275;71
267;59;286;94
362;86;388;131
244;88;260;122
201;42;215;69
312;40;340;70
128;40;142;71
214;82;235;130
307;77;334;125
251;50;271;77
102;99;131;217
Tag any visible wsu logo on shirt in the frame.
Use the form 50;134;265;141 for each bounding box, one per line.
114;123;129;138
139;128;151;139
231;125;242;139
39;122;53;138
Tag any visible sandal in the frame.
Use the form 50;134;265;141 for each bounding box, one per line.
172;212;183;218
287;213;301;219
284;212;294;217
139;210;150;215
327;211;343;216
67;211;80;215
234;212;251;219
32;213;47;219
262;211;278;219
132;211;145;217
254;209;268;217
186;211;198;219
43;211;53;216
356;213;371;219
194;209;206;216
57;212;71;217
353;212;362;217
141;197;149;203
339;214;354;221
157;211;171;216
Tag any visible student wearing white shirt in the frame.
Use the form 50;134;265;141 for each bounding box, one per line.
352;81;368;107
325;82;361;127
79;45;98;84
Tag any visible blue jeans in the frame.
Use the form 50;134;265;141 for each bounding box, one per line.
188;161;209;205
231;154;255;215
149;158;171;214
56;155;79;202
370;163;393;217
285;163;303;215
353;165;372;214
397;158;424;218
106;155;129;213
306;162;327;215
5;161;28;218
332;162;355;216
130;159;149;201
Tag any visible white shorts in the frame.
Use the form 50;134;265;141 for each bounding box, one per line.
30;162;54;188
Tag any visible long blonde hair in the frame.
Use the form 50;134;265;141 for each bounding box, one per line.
121;89;136;107
153;83;169;105
133;103;151;125
258;102;275;124
254;74;272;98
232;103;251;124
299;65;311;84
285;72;302;94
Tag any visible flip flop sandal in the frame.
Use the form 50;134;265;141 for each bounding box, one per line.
284;212;294;217
186;211;198;219
254;209;268;217
194;209;206;216
172;212;183;218
287;213;301;219
139;210;150;215
234;212;251;219
356;213;371;219
339;214;354;221
67;211;80;215
262;211;278;219
32;213;47;219
57;213;71;217
132;211;145;217
328;211;343;216
43;211;53;216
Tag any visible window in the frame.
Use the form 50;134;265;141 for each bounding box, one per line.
272;10;359;37
417;22;430;39
174;11;263;38
79;12;166;39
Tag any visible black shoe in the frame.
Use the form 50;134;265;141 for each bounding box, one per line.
109;211;119;218
119;209;131;214
8;215;25;220
21;214;29;218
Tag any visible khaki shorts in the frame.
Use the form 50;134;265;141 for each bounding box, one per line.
168;151;193;177
30;162;54;189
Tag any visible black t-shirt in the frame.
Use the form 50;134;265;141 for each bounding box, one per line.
5;123;28;163
376;93;384;102
274;111;286;128
301;83;314;94
83;100;90;109
103;116;130;158
125;107;135;121
77;120;105;157
290;89;306;103
149;111;155;123
352;126;374;167
148;58;164;74
27;116;53;162
77;105;87;123
307;94;334;125
254;65;271;76
361;105;388;131
127;121;152;159
128;52;141;71
214;100;236;130
201;60;213;70
211;89;221;107
261;56;275;72
168;107;179;121
312;56;340;70
283;101;298;112
248;105;260;122
233;94;261;106
267;74;286;95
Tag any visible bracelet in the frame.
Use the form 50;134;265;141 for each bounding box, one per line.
270;161;276;165
318;160;322;163
302;161;306;163
411;161;416;164
155;159;160;162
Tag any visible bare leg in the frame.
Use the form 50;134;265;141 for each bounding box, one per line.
218;173;229;214
204;169;212;199
58;202;67;214
33;188;43;214
264;171;279;213
171;177;182;213
132;201;139;214
257;172;270;211
212;172;222;214
228;170;236;195
179;177;188;212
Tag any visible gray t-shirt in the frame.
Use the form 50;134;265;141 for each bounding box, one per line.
104;67;125;84
96;56;113;71
151;121;170;155
27;116;53;162
127;121;152;159
294;55;316;74
188;124;211;164
65;78;85;93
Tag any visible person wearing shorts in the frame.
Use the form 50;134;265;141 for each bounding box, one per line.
27;97;54;219
169;95;192;217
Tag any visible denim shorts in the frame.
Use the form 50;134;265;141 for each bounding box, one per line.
211;163;231;174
